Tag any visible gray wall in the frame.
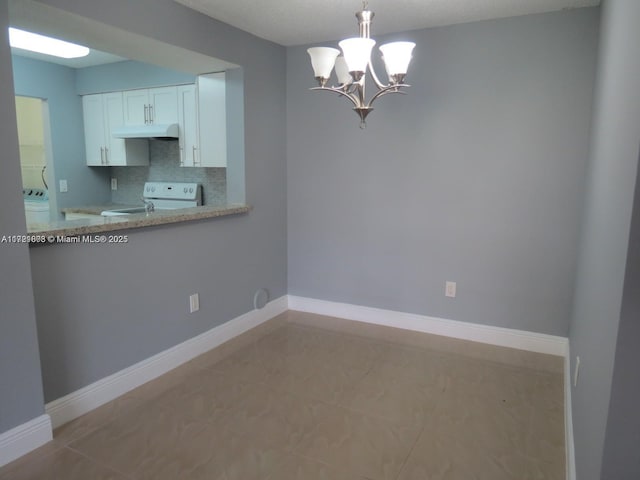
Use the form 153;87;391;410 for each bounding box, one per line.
287;9;599;336
0;0;46;433
8;0;287;402
569;1;640;477
600;146;640;479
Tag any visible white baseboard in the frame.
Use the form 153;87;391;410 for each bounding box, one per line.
0;414;52;467
288;296;568;356
565;348;576;480
46;295;288;429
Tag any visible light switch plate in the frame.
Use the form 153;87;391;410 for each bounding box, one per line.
59;179;68;193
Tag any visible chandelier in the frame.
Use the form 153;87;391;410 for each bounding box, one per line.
307;1;416;128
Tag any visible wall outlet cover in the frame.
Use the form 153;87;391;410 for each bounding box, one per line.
189;293;199;313
445;281;457;298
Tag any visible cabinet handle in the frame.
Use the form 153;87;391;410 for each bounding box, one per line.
104;147;109;165
144;105;149;124
100;147;105;165
193;146;200;166
149;104;154;124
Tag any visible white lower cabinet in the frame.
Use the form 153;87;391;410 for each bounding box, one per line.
82;93;148;166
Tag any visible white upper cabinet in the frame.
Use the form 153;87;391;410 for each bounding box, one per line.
123;86;178;126
82;92;149;166
83;94;107;166
177;84;199;167
197;72;226;168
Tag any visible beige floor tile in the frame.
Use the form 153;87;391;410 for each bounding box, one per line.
53;392;143;445
0;440;65;478
4;311;566;480
217;383;332;451
218;434;288;480
339;369;439;427
265;356;370;404
0;447;127;480
370;344;451;385
152;368;253;424
266;453;369;480
205;343;288;383
294;404;422;480
397;429;527;480
68;401;219;480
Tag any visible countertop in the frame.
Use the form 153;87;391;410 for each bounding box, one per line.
26;203;250;241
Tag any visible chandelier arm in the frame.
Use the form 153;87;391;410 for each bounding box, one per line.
367;84;410;107
309;86;361;108
367;59;387;90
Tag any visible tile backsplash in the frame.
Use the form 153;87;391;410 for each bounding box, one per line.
111;140;226;206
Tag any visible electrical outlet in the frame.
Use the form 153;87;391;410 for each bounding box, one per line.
189;293;199;313
111;178;118;190
574;356;581;387
445;281;457;298
59;179;68;193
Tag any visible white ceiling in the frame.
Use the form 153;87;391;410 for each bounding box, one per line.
174;0;600;46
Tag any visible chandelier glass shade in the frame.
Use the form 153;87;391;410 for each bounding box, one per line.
307;3;415;128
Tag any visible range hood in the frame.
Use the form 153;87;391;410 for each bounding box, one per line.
112;123;179;139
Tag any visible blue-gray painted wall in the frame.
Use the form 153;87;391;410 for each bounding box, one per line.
4;2;640;477
568;0;640;478
600;146;640;479
0;0;46;434
1;0;286;411
287;8;599;337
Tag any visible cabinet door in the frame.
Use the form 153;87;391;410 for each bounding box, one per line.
82;94;106;166
103;92;126;166
149;86;178;125
177;85;199;167
197;72;227;168
123;89;149;125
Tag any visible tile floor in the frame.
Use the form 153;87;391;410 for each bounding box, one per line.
0;311;565;480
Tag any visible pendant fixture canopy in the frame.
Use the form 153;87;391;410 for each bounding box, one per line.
307;2;416;128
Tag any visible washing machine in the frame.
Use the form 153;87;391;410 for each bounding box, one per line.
23;188;50;226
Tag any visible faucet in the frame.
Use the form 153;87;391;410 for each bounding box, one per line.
141;197;155;213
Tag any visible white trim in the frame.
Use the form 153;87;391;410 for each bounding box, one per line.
46;296;288;429
565;344;576;480
287;295;568;356
0;414;52;467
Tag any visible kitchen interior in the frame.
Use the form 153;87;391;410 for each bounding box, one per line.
11;3;245;228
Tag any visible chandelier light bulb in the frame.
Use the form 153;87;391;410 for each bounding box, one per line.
334;56;352;85
379;41;416;76
339;37;376;75
307;47;340;86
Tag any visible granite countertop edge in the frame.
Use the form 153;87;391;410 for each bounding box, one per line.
28;204;251;240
